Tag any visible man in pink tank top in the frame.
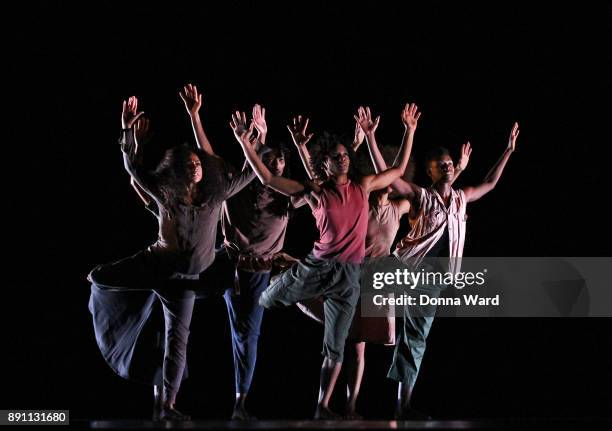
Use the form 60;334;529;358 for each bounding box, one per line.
230;109;416;419
294;105;431;418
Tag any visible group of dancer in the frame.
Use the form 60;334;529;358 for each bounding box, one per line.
88;83;519;421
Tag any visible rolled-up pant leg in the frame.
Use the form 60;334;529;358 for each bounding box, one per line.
387;313;434;387
258;255;361;363
321;262;360;363
224;269;270;394
387;261;441;387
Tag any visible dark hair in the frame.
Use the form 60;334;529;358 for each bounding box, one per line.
424;146;451;169
249;142;293;217
262;142;292;178
153;144;204;205
311;131;362;182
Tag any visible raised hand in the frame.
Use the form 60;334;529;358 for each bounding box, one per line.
229;111;255;145
252;104;267;138
401;103;421;130
121;96;145;129
179;83;203;116
354;106;380;136
508;122;520;152
353;120;365;149
457;141;472;171
287;115;314;147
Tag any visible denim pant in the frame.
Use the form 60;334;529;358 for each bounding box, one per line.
221;258;270;393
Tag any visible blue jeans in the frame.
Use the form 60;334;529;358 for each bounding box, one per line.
223;266;270;393
208;248;269;393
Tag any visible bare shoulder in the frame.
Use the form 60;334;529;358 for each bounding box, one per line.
395;198;412;215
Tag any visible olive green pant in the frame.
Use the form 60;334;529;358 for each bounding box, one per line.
259;253;360;362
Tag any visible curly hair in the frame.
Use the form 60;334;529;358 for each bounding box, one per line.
153;144;205;206
310;131;363;182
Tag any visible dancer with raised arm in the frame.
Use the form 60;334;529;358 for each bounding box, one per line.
294;103;467;418
230;110;414;419
200;100;303;420
88;93;255;420
366;113;518;419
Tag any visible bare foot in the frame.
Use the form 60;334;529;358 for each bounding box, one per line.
159;406;191;421
314;405;342;420
231;405;256;421
344;407;364;420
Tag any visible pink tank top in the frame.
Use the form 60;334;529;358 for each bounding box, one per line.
312;180;369;264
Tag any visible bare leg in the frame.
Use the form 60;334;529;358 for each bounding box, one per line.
315;358;343;419
345;342;365;419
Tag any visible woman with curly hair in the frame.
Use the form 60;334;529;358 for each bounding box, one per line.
88;92;255;420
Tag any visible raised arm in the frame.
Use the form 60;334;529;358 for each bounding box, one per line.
179;83;215;156
130;117;154;207
230;113;308;196
287;115;316;180
122;96;145;131
451;141;472;184
356;105;420;200
352;120;366;152
251;104;267;147
120;96;160;201
130;177;150;205
357;105;422;200
462;122;519;203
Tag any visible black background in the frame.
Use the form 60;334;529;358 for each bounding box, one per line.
5;1;612;421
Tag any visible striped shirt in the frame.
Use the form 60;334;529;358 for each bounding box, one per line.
394;187;467;273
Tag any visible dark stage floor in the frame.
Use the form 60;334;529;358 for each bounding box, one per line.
75;418;612;430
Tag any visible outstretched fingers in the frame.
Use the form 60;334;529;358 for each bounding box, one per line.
508;122;520;151
302;117;310;134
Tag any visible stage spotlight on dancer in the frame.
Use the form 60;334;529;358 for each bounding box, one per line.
212;104;305;420
230;110;415;419
296;103;456;418
366;115;519;419
88;92;256;421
